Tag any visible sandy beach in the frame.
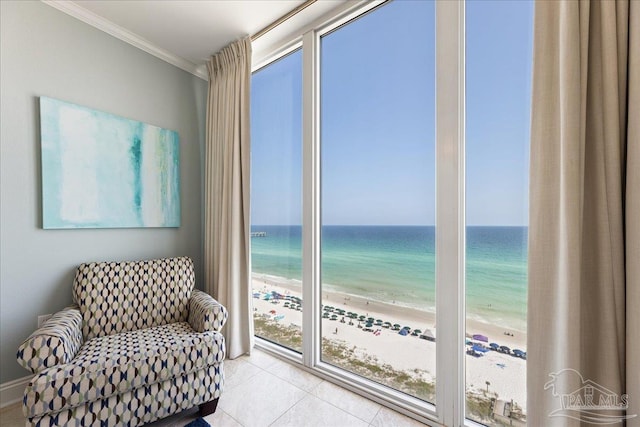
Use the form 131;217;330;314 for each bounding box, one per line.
252;273;527;413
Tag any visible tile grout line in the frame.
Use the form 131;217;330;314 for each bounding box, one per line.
266;391;312;427
224;368;265;392
300;380;382;424
313;392;381;425
271;372;379;426
267;364;325;395
224;368;308;427
368;406;383;426
266;360;382;425
218;408;245;427
217;358;266;426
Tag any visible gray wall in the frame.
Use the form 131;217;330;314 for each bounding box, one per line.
0;1;208;384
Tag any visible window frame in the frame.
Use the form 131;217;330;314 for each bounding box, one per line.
251;1;478;425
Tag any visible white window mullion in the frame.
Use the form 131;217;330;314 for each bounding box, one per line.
435;1;466;426
302;29;321;368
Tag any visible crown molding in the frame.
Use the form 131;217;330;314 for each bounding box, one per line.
42;1;209;81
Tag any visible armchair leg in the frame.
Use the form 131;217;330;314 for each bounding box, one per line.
199;398;219;416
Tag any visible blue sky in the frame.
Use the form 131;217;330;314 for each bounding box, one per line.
251;0;533;226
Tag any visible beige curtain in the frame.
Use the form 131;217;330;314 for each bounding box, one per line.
528;1;639;425
204;37;254;359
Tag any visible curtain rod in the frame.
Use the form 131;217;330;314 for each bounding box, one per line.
251;0;318;41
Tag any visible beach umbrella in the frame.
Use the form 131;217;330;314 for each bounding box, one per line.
472;344;489;353
472;334;489;342
359;315;366;321
467;349;482;358
399;329;409;336
392;324;401;331
420;329;436;341
513;349;525;358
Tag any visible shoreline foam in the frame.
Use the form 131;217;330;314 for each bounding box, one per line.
252;272;527;347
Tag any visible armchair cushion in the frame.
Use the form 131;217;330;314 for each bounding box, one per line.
16;305;83;374
23;322;225;419
72;257;195;340
188;290;229;332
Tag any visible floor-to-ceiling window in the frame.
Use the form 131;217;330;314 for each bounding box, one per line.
250;1;532;424
465;2;532;424
319;0;436;404
251;49;303;353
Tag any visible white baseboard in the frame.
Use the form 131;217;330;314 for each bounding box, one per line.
0;376;30;408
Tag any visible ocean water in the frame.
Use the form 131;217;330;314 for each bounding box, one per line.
251;225;527;332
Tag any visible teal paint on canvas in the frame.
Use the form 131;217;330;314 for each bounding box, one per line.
40;97;180;228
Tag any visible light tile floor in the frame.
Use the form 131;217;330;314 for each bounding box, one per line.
0;348;426;427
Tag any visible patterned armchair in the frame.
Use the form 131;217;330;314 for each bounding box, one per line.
16;257;227;426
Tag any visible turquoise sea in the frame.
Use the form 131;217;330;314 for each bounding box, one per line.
251;225;527;332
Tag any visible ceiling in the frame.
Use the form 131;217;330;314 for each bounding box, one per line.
46;0;350;78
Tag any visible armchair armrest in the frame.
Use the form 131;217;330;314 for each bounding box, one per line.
188;289;228;332
16;305;83;374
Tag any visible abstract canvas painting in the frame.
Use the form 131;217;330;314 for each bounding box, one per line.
40;97;180;228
